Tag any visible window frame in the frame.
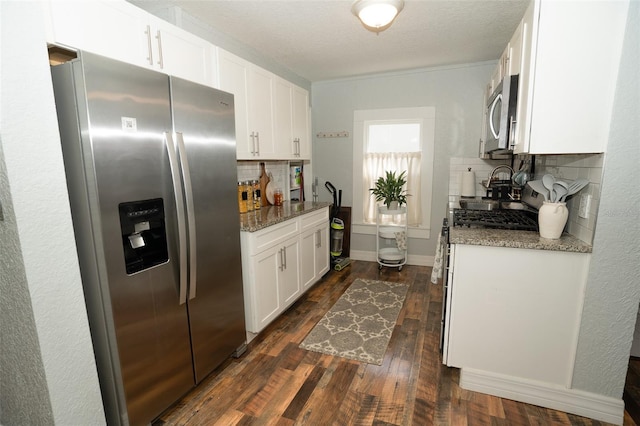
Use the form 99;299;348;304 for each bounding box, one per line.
352;107;435;239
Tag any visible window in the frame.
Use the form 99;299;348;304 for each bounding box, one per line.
353;107;435;236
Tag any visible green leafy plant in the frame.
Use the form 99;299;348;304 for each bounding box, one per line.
369;170;409;208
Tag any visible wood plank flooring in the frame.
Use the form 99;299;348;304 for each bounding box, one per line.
154;261;639;425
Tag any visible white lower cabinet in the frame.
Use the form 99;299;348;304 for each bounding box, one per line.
300;209;330;290
241;207;329;334
446;244;590;387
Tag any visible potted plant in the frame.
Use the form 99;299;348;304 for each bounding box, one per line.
369;170;408;210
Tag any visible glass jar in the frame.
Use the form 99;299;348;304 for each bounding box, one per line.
244;181;254;211
237;181;248;214
273;188;284;206
252;180;261;210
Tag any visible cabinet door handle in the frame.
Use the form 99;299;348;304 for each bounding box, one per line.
316;230;321;248
250;132;255;155
145;25;153;65
279;248;284;271
155;30;164;69
283;246;287;269
255;132;260;155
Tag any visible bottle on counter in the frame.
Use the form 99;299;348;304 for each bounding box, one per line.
237;181;248;214
252;179;261;210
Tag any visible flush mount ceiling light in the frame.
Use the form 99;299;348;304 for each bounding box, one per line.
352;0;404;33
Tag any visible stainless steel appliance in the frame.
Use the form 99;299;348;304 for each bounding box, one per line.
484;75;519;152
51;51;246;426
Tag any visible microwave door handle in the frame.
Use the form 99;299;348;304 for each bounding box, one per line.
489;94;501;139
164;132;188;305
509;116;517;149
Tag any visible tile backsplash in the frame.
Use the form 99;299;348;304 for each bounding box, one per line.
237;160;290;197
449;154;604;245
448;157;511;201
534;153;604;245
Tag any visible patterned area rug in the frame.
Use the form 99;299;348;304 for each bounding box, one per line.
299;279;409;365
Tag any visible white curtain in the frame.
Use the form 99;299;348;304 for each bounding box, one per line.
362;152;422;226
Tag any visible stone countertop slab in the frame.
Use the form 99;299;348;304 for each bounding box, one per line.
240;201;331;232
450;228;592;253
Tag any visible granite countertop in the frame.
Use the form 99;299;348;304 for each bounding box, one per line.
449;227;592;253
239;201;331;232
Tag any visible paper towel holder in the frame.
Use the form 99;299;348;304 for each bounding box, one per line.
460;167;477;198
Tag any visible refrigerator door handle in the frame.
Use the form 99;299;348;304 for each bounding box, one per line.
175;132;198;300
164;132;188;305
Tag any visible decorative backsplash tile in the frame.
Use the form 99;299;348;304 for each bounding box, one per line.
237;160;290;198
449;154;603;245
534;154;604;245
448;157;511;201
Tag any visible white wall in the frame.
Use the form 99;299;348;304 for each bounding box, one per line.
311;62;494;259
0;2;105;424
571;0;640;398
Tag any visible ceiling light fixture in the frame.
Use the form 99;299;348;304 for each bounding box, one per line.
352;0;404;33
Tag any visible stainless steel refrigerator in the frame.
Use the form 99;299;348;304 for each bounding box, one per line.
51;51;246;426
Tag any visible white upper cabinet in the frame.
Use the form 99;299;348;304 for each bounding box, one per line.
218;50;251;158
219;49;276;159
247;66;277;158
292;85;311;159
506;20;523;77
273;77;294;158
44;1;216;87
512;0;629;154
219;49;310;160
274;78;311;160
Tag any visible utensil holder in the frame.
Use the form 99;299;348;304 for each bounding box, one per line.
538;201;568;239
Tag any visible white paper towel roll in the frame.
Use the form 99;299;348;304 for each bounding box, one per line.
460;169;476;197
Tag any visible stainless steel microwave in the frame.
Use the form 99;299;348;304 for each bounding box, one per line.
484;75;519;152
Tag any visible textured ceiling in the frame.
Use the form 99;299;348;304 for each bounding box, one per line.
136;0;530;82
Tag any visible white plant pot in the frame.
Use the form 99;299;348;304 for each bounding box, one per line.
538;201;569;239
388;200;399;210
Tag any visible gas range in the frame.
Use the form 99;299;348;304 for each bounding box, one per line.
452;208;538;231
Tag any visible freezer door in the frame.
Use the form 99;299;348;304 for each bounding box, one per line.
58;52;194;425
170;77;246;383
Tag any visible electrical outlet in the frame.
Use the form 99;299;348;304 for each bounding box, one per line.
578;194;591;219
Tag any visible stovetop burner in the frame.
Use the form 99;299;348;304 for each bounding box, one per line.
453;208;538;231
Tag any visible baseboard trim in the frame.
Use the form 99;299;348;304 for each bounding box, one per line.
459;368;624;425
350;250;433;267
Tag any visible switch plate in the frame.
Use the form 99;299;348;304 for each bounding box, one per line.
578;194;591;219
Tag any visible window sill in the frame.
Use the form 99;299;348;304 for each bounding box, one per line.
352;223;431;239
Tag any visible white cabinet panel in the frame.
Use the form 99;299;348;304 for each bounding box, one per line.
447;244;589;387
300;223;329;290
250;246;281;331
314;225;330;281
292;85;311;159
273;78;294;158
241;207;329;334
300;228;317;290
247;66;276;158
45;0;215;87
148;16;215;87
279;237;301;307
512;0;628;154
218;48;310;160
218;50;251;158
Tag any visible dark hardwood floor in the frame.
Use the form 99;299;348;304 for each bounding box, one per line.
155;261;639;425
